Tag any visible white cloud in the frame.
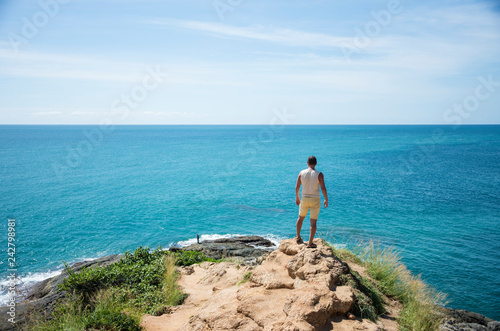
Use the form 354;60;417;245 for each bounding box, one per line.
70;111;104;116
0;47;246;86
144;19;355;48
141;111;211;118
2;2;499;124
141;4;500;74
32;111;63;116
0;65;140;83
164;111;211;118
0;47;154;82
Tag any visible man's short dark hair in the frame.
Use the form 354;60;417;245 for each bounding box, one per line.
308;156;317;165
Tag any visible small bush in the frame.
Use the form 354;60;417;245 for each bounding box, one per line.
59;246;168;312
173;250;217;266
83;290;141;331
58;247;214;313
84;308;139;331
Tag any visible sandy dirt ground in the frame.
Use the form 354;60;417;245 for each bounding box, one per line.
141;251;400;331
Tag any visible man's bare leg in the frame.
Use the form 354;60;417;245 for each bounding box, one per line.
296;216;305;241
308;218;317;247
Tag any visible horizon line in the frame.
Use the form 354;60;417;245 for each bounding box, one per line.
1;123;500;126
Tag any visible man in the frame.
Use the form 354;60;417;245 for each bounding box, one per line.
295;156;328;248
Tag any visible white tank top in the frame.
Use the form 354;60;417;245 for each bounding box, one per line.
300;168;320;198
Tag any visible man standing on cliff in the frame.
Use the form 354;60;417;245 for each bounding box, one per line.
295;156;328;248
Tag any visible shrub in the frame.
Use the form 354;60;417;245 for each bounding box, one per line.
84;307;140;331
83;290;141;331
173;250;217;266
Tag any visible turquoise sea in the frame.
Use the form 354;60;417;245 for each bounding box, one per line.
0;125;499;319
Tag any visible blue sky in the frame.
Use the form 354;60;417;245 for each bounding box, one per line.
0;0;499;124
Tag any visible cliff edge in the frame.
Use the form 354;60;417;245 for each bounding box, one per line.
142;238;398;331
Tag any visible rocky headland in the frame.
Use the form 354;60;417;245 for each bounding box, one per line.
1;236;499;330
143;237;399;331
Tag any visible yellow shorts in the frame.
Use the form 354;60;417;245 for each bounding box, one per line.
299;197;321;219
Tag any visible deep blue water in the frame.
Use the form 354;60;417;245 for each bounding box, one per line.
0;125;499;319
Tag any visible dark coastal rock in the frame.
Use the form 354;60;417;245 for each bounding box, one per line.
440;308;499;331
205;235;275;247
169;247;183;253
0;254;123;331
489;321;500;331
170;235;275;262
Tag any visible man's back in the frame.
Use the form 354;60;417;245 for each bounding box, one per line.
300;168;320;198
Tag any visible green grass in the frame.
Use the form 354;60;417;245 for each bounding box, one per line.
30;296;87;331
84;290;142;331
331;247;363;265
32;290;142;331
173;250;217;266
163;254;187;307
338;270;385;321
238;271;252;285
29;247;217;331
359;242;447;331
330;241;447;330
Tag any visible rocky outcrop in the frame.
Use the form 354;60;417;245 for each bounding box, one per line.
440;308;500;331
206;236;275;247
170;235;275;263
175;238;356;330
0;254;123;331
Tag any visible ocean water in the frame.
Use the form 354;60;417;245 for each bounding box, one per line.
0;125;499;319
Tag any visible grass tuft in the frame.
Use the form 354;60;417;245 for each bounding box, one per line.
238;271;252;285
162;254;186;309
84;289;141;331
331;240;447;330
358;242;447;330
338;270;385;321
332;247;363;265
30;294;86;331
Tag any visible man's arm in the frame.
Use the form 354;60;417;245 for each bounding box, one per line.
295;173;301;205
318;172;328;208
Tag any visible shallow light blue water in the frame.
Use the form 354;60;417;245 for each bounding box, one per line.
0;125;499;319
